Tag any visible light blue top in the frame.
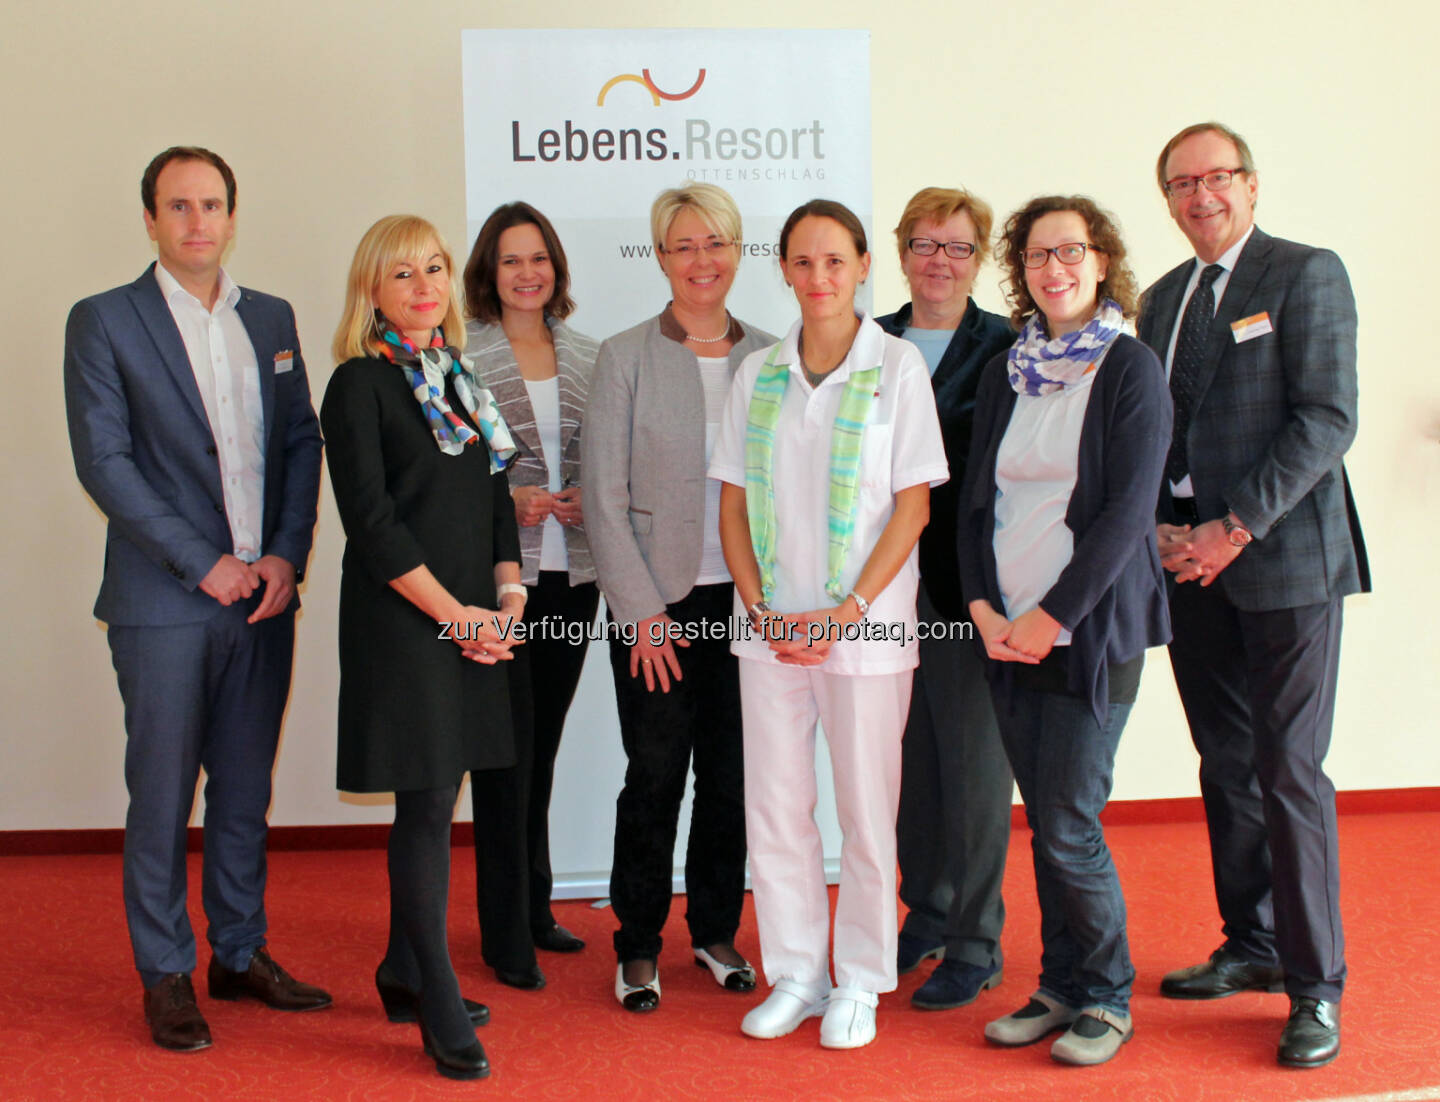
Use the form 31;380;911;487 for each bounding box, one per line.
902;326;955;377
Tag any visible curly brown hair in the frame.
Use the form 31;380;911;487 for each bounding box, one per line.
998;195;1138;330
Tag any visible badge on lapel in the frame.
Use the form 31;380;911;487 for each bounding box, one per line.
274;350;295;373
1230;312;1273;343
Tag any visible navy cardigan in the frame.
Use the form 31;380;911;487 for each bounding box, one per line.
957;334;1173;722
875;299;1013;621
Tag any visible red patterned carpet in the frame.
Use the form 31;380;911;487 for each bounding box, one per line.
2;812;1437;1101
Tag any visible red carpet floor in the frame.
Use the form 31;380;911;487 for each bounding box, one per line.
2;811;1438;1101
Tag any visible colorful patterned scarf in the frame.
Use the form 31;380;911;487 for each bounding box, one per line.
744;345;882;604
1006;298;1124;397
378;327;517;471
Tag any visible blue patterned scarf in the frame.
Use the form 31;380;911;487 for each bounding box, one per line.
1007;298;1124;397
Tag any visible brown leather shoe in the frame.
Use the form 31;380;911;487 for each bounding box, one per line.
144;973;213;1051
208;948;333;1011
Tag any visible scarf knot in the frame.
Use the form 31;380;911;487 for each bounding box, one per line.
1007;299;1124;397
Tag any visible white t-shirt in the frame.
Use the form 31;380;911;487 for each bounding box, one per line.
993;362;1103;646
708;314;949;675
695;355;733;585
523;375;568;572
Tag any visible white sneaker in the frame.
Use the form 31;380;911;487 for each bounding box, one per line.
819;986;878;1049
741;979;830;1039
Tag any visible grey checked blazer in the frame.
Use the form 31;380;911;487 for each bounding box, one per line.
466;318;599;585
582;308;775;626
1138;227;1370;612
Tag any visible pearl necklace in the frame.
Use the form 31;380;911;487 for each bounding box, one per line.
684;313;732;343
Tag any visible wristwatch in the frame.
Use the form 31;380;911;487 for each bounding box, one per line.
747;600;771;629
497;583;528;602
1221;512;1253;548
847;591;871;618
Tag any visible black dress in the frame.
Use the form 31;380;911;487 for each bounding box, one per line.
321;356;520;793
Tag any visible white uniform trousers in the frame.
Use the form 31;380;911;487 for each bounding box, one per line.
739;658;910;993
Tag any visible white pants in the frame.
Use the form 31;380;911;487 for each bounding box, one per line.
739;659;911;993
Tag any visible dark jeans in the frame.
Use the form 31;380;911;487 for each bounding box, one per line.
472;574;599;970
993;676;1135;1014
897;584;1011;968
607;583;746;963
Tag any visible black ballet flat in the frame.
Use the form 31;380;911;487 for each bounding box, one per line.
376;962;489;1026
418;1014;490;1081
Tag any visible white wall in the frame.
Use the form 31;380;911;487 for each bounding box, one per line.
4;2;1435;883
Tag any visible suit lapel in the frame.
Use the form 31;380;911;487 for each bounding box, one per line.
128;265;213;434
234;289;277;453
1192;228;1273;404
1138;263;1189;353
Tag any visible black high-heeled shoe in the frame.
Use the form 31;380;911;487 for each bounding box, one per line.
375;962;490;1026
417;1013;490;1081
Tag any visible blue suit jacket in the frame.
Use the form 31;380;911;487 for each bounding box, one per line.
65;264;323;626
1138;228;1369;612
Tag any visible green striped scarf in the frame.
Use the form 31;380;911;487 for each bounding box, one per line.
744;346;882;603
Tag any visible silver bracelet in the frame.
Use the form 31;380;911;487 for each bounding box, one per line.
497;583;528;603
847;590;870;618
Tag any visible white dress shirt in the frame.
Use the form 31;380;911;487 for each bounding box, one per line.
154;262;265;562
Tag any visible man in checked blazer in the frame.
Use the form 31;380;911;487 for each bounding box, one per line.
1137;122;1369;1070
64;147;329;1052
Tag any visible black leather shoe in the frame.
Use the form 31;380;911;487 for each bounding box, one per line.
1160;948;1283;999
143;973;212;1052
1278;996;1340;1068
375;962;489;1025
494;964;546;990
418;1014;490;1080
533;924;586;953
208;948;332;1010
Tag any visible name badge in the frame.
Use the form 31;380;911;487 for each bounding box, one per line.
274;351;295;373
1230;312;1273;343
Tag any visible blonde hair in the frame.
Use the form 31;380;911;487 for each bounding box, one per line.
332;215;466;363
893;186;994;266
649;182;743;252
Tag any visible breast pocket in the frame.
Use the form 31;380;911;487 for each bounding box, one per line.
859;423;893;491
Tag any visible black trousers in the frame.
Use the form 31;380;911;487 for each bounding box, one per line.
896;584;1012;968
607;583;746;963
1168;580;1346;1001
471;574;599;970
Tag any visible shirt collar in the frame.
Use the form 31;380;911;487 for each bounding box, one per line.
154;261;241;312
1195;223;1255;276
776;312;884;386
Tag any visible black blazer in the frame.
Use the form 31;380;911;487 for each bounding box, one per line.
875;299;1013;620
958;336;1172;722
1137;227;1369;612
321;357;521;793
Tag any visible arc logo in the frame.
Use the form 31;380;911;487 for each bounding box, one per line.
597;68;707;107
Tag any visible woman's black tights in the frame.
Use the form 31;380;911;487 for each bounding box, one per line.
384;784;473;1048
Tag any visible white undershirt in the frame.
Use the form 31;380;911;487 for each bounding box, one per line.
524;375;568;572
154;263;264;562
696;356;733;584
1163;225;1254;499
993;364;1104;646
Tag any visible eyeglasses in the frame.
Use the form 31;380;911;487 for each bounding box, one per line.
660;240;737;257
907;238;976;260
1163;168;1245;198
1020;243;1104;269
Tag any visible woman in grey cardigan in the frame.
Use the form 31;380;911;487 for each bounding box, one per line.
583;183;775;1012
462;203;600;990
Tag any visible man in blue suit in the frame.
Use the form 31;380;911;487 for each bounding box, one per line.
1138;122;1368;1070
65;147;330;1051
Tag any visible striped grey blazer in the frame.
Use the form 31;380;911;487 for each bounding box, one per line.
466;318;599;585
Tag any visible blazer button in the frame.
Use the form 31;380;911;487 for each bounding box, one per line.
213;503;224;514
205;445;218;456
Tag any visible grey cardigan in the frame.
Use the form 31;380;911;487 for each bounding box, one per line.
466;317;599;585
582;308;776;626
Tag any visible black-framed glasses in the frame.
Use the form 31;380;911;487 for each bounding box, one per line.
1020;242;1104;269
660;239;737;257
907;237;976;260
1163;168;1245;198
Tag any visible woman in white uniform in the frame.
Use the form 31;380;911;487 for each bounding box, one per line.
710;199;947;1049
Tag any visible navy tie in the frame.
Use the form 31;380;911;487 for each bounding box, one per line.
1166;263;1224;485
